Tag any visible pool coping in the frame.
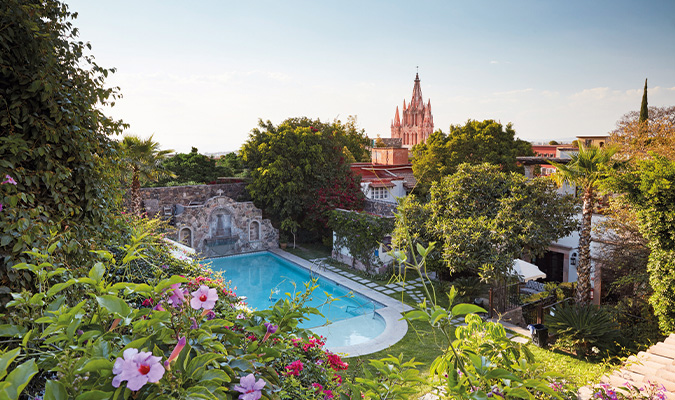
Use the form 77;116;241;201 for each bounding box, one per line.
269;248;412;357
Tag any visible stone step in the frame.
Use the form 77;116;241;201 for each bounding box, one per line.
647;343;675;359
663;334;675;346
638;351;675;365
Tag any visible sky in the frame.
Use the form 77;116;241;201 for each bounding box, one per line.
65;0;675;154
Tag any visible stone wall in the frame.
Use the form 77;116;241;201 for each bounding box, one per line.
364;198;397;217
174;196;278;257
138;183;247;216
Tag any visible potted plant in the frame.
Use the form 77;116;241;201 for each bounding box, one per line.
279;233;289;249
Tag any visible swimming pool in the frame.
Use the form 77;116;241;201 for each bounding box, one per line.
209;252;386;348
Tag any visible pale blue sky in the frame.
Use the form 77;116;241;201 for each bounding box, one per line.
66;0;675;153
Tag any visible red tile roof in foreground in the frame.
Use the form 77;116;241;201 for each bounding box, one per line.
350;163;417;189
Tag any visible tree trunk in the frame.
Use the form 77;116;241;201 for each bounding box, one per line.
131;172;142;216
575;187;594;304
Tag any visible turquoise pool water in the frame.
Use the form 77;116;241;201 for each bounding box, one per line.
208;252;385;347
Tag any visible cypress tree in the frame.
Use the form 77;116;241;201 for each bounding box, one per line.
639;78;649;123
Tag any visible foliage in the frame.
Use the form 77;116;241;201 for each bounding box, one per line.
0;348;38;400
0;0;126;295
450;276;486;304
610;105;675;161
0;238;350;399
241;117;365;237
522;282;575;304
611;155;675;333
155;147;232;186
550;144;621;304
217;152;247;177
354;242;577;399
329;210;395;272
393;163;577;282
119;134;175;215
546;303;620;356
411;120;533;195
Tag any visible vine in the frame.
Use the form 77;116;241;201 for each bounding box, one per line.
329;209;394;272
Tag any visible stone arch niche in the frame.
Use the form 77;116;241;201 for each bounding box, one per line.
179;227;193;248
249;220;261;241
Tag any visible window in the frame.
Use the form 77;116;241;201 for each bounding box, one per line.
371;187;388;200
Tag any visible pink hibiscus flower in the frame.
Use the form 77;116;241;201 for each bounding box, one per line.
112;348;165;391
190;285;218;310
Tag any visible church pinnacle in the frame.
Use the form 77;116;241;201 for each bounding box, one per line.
391;72;434;148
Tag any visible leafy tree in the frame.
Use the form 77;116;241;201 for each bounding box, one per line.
549;140;560;145
610;105;675;161
0;0;125;287
119;135;174;215
393;163;577;282
240;117;365;239
411;120;533;195
155;147;231;186
217;152;246;177
612;155;675;333
550;144;620;304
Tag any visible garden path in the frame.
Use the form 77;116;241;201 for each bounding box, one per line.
578;334;675;399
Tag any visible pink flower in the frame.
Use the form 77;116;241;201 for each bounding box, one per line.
190;285;218;310
233;373;266;400
112;348;165;391
323;389;334;399
2;175;16;185
312;383;324;391
164;336;186;370
167;283;185;306
285;360;304;377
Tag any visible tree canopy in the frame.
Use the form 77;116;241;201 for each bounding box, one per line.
155;147;231;186
610;105;675;161
240;117;365;238
612;155;675;333
411;120;533;195
0;0;125;271
393;163;577;282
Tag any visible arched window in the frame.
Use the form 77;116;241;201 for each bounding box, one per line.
249;221;260;241
179;227;193;248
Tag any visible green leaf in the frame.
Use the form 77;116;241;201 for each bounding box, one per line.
0;325;27;338
122;336;149;351
89;262;105;284
96;295;131;318
187;353;224;379
451;303;486;317
74;390;114;400
77;358;113;374
484;368;521;381
0;348;20;380
403;310;429;321
44;380;67;400
155;275;188;293
0;359;38;400
46;280;76;297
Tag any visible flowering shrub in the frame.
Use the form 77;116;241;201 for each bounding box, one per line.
593;381;668;400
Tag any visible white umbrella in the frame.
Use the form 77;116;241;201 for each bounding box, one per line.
512;259;546;281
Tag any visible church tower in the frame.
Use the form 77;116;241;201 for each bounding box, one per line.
391;73;434;148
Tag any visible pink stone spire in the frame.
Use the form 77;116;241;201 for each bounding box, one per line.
394;106;401;126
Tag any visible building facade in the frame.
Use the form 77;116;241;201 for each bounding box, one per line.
391;73;434;148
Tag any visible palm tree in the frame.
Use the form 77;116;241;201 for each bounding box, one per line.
550;144;619;304
120;134;175;215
